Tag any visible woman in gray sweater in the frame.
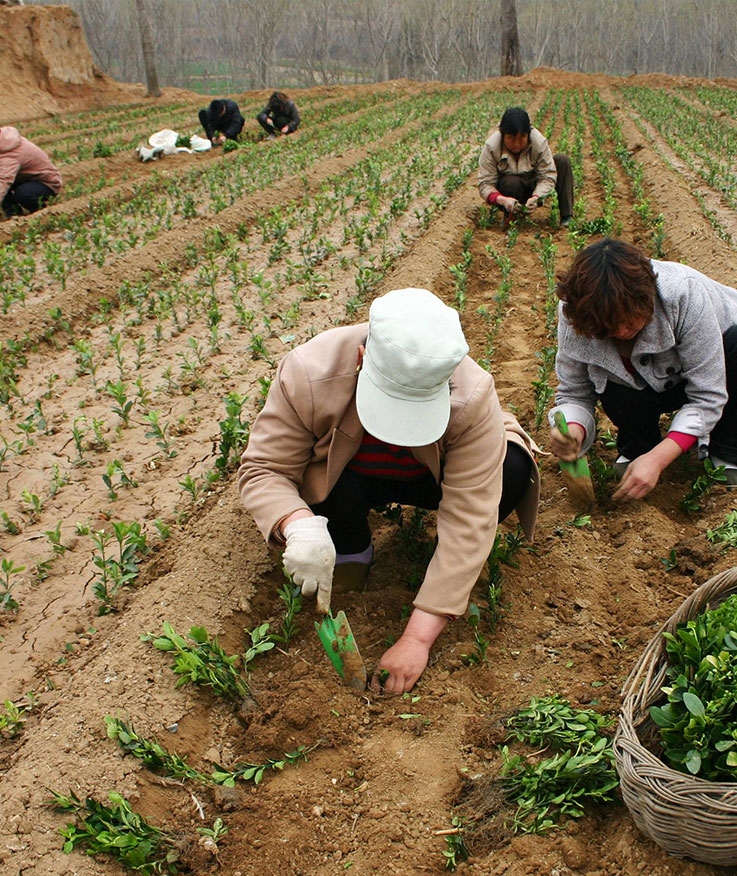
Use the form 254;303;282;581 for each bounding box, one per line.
548;239;737;501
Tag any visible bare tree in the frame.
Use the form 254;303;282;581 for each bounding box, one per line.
500;0;522;76
134;0;161;95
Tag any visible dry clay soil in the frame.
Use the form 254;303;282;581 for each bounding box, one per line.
2;69;737;876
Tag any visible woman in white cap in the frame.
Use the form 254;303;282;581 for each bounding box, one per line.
239;288;539;693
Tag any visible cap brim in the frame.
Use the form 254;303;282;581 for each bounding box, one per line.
356;366;450;446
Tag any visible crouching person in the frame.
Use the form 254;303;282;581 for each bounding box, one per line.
0;127;62;218
238;288;539;693
198;98;245;146
479;106;573;227
256;91;300;139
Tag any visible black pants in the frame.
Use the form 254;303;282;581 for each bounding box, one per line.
256;111;294;136
496;154;574;220
2;180;55;217
198;109;244;141
310;443;532;554
599;325;737;464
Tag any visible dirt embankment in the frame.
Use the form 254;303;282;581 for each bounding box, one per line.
0;4;186;125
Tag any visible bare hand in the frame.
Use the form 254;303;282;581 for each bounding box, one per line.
371;634;430;695
265;117;274;126
550;424;585;461
525;196;539;209
612;453;662;503
281;125;290;134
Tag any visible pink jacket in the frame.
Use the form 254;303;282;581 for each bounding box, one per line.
0;127;62;203
238;324;540;618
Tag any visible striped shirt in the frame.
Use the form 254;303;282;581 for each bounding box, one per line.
347;432;430;480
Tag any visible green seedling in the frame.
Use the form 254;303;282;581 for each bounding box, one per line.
707;511;737;549
243;622;275;668
91;522;147;614
211;747;307;787
143;622;250;701
2;510;20;534
215;392;250;475
153;518;171;540
143;410;177;458
272;575;303;647
0;693;36;738
105;716;210;783
680;458;728;512
178;473;199;501
441;816;469;871
48;790;179;874
44;521;66;556
461;603;489;665
102;460;138;500
660;548;678;571
106;380;133;427
49;463;69;498
21;489;43;519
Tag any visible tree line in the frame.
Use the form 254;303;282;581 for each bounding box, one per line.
28;0;737;91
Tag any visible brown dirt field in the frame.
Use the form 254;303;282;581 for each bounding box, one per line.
1;47;737;876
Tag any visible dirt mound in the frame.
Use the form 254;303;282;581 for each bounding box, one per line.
0;4;184;125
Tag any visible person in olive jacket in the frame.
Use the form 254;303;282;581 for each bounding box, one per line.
256;91;300;138
198;99;245;146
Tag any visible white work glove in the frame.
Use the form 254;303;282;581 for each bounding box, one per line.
282;516;335;614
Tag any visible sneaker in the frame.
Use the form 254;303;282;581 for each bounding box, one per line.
614;455;630;476
560;216;572;228
710;455;737;485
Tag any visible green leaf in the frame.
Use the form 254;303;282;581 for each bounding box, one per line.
682;692;706;718
685;749;702;774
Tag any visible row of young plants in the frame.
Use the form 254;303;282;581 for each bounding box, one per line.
0;90;529;620
48;580;310;872
0;91;423;309
686;85;737;118
621;87;737;218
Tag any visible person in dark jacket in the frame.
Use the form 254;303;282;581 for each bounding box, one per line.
256;92;300;139
198;99;245;146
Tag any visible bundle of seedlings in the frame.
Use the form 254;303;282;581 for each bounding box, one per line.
48;790;181;874
615;566;737;866
650;592;737;779
448;695;618;862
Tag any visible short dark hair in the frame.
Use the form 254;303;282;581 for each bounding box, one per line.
499;107;531;136
556;238;657;339
209;99;224;115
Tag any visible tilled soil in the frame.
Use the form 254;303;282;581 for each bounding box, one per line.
1;70;737;876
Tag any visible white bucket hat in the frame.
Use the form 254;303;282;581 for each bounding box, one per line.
356;288;469;446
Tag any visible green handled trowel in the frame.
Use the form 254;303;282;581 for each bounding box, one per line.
316;611;367;691
553;410;595;510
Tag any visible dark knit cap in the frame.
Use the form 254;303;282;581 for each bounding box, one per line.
209;99;224;115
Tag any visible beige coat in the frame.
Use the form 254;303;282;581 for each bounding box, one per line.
239;324;539;618
478;126;556;203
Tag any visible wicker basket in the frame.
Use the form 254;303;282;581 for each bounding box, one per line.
614;566;737;866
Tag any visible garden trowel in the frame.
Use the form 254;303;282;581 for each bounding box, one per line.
315;610;367;691
553;410;595;511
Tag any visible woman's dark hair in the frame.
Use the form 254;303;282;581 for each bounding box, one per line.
268;91;289;110
499;107;531;136
209;99;224;115
556;238;657;339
